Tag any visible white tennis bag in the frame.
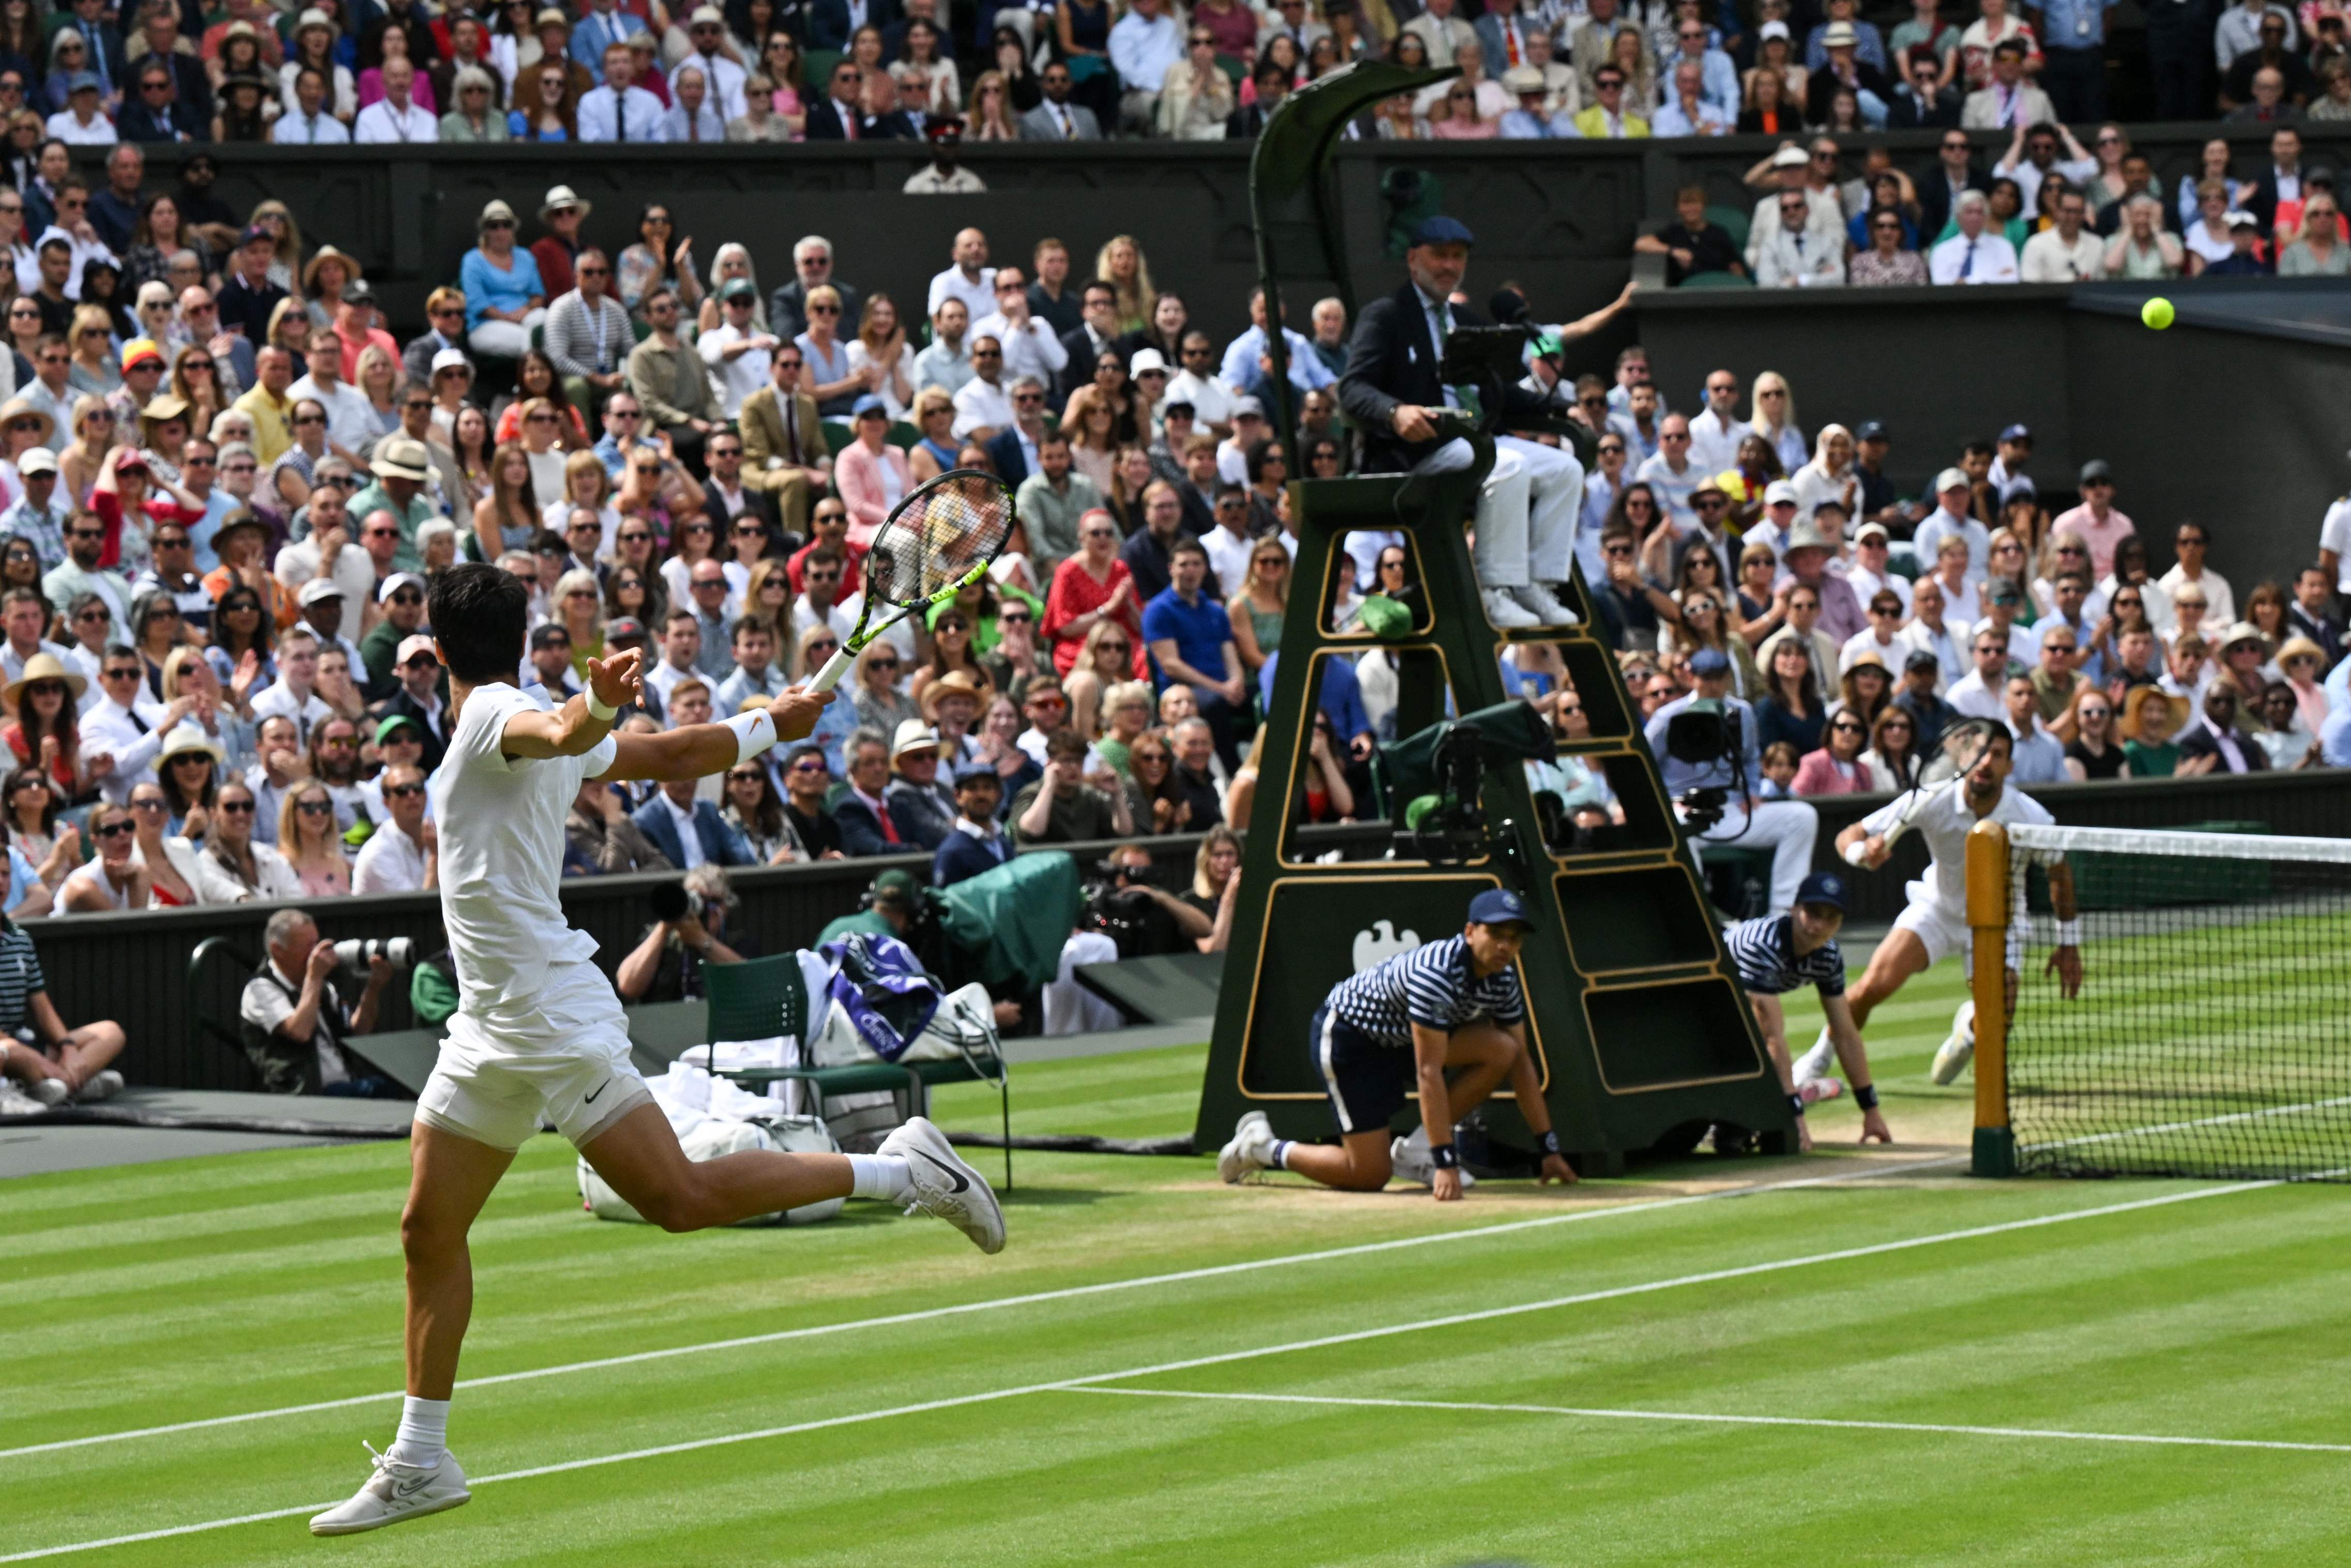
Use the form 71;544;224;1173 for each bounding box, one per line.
577;1110;846;1228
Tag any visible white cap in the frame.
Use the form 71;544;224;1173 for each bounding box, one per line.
1763;479;1798;506
298;576;346;605
396;633;439;665
17;445;55;476
1128;346;1169;375
1934;466;1971;493
431;346;471;375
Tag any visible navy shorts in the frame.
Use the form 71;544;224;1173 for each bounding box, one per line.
1310;1005;1410;1136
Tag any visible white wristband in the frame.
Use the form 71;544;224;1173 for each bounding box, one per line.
725;709;777;765
2055;919;2081;946
584;689;618;722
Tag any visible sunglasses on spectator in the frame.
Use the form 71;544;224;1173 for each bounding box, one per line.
218;799;255;814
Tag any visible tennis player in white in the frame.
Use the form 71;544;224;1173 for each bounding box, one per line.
312;565;1005;1538
1793;724;2083;1095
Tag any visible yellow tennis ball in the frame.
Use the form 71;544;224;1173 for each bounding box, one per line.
2141;296;2175;330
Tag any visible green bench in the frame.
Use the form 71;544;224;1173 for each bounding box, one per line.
700;953;1013;1190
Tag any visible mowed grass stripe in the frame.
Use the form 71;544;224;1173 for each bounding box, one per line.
4;1170;2313;1551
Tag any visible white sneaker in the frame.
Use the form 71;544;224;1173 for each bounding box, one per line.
27;1076;68;1106
1798;1077;1844;1106
1512;583;1582;627
1388;1124;1476;1189
878;1116;1004;1254
308;1444;470;1536
1216;1110;1277;1183
1930;1000;1977;1086
1791;1029;1838;1087
75;1069;122;1103
1480;587;1542;629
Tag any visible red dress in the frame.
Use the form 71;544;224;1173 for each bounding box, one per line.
1043;555;1146;678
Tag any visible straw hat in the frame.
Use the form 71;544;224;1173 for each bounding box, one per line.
0;396;55;448
2118;684;2184;741
2217;620;2274;657
301;243;362;294
919;668;988;720
2276;634;2327;667
157;725;226;768
3;651;85;708
139;393;191;431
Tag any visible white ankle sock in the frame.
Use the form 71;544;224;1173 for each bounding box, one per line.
387;1396;449;1468
1268;1139;1292;1170
847;1153;912;1202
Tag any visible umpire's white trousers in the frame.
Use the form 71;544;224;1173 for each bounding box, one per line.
1412;435;1584;589
1688;798;1820;915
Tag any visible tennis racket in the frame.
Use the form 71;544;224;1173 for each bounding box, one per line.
806;467;1017;694
1842;715;2005;866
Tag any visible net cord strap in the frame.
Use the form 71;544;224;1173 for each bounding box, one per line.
2005;824;2351;865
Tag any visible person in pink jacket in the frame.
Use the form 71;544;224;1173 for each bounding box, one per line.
832;398;912;547
1792;706;1879;795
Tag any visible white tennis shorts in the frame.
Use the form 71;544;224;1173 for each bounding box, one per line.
416;961;653;1152
1892;881;2022;978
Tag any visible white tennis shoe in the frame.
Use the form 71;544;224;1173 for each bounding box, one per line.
75;1069;122;1103
1512;583;1581;628
1792;1029;1838;1086
1798;1076;1844;1106
1388;1125;1476;1189
1481;587;1543;629
308;1443;470;1536
1216;1110;1277;1183
879;1116;1004;1254
1930;1001;1977;1086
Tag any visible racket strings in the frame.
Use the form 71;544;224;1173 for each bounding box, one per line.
872;480;1014;606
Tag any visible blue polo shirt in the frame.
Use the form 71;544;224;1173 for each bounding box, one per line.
1141;586;1231;692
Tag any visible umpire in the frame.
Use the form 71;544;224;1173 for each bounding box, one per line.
1216;889;1577;1199
1336;215;1585;632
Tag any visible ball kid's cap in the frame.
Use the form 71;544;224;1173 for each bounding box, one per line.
1796;871;1848;911
1467;888;1534;928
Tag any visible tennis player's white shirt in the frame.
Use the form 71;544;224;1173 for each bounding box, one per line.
1861;782;2052;968
416;682;651;1151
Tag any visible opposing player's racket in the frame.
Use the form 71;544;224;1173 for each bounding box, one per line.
1842;715;2005;865
805;467;1016;694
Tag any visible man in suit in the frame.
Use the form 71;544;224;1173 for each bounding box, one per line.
809;0;901;50
1337;216;1584;630
1917;129;1989;239
1961;39;2054;128
1887;47;1962;127
699;425;787;543
932;766;1011;887
882;721;956;851
2174;683;2270;774
981;377;1050;489
737;346;830;536
1020;60;1102;139
2243;126;2325;235
121;57;202;140
132;0;215;127
768;235;860;343
632;773;757;867
1057;280;1122;404
835;729;918;856
802;57;869;140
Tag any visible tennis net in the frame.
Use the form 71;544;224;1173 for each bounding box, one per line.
2000;823;2351;1182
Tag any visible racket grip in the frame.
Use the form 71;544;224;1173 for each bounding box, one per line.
807;645;856;694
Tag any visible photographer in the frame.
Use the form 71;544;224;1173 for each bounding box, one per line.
615;865;746;1003
1086;841;1211;958
1643;646;1820;916
238;908;400;1097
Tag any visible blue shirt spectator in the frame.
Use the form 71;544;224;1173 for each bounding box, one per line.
459;245;546;334
1218;324;1335;398
1258;649;1373;749
1141;577;1232;693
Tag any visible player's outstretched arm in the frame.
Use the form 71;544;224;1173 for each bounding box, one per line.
2045;858;2083;998
501;652;644;760
597;685;832;783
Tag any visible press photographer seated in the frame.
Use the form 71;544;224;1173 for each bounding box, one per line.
237;908;402;1098
615;865;748;1004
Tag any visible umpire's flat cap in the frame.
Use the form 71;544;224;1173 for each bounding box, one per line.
1409;216;1476;248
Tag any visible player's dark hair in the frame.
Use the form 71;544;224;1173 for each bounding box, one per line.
429;562;528;681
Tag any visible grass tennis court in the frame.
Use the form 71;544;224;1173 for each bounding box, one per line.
9;954;2351;1566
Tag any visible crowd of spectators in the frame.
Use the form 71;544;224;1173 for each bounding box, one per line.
1642;121;2347;287
1578;347;2351;802
0;0;2342;164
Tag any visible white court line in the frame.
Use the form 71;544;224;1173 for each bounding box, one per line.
1;1153;1964;1463
0;1175;2277;1562
1070;1388;2351;1456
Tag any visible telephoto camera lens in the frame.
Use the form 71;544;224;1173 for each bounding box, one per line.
333;937;417;972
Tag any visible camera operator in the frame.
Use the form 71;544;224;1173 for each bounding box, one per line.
1086;841;1211;958
615;864;745;1003
1643;645;1819;915
238;908;400;1097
